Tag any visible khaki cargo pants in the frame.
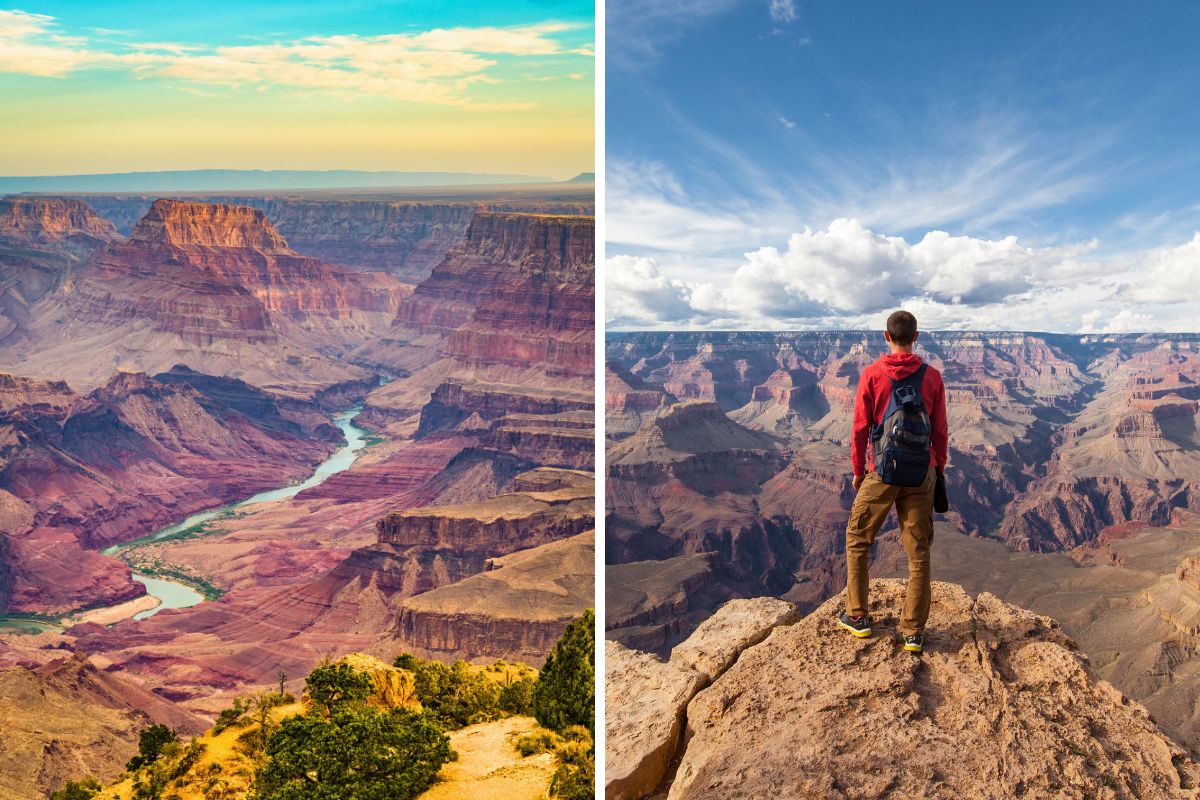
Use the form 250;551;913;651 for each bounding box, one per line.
845;467;936;637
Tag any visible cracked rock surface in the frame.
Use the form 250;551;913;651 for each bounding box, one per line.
665;579;1200;800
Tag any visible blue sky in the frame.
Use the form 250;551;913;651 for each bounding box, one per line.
0;1;593;177
606;0;1200;332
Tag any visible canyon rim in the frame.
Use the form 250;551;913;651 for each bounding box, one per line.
604;2;1200;798
0;1;597;798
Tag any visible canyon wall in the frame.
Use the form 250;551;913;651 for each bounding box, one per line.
0;367;338;614
67;194;594;281
0;199;410;394
606;331;1200;648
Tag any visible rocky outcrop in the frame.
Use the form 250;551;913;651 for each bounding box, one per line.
0;199;407;393
0;652;204;800
607;581;1200;800
606;641;708;800
0;196;117;245
605;597;801;800
130;198;291;251
72;195;594;281
668;596;800;681
395;530;594;664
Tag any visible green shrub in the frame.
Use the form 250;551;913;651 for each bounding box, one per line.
559;724;591;743
499;676;536;715
212;697;249;734
49;778;101;800
533;610;595;735
304;661;372;715
398;656;504;729
514;729;558;756
549;750;595;800
127;724;178;772
252;708;451;800
166;739;207;781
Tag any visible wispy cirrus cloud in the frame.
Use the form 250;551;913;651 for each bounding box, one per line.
0;10;93;76
768;0;798;24
0;10;588;108
609;0;794;69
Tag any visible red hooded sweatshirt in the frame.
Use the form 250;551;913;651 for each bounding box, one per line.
851;352;948;478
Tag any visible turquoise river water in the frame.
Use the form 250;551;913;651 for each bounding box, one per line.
99;408;369;620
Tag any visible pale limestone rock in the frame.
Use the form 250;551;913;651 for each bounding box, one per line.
604;640;704;800
669;596;799;681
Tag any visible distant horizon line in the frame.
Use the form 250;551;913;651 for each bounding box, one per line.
605;329;1200;338
0;168;595;194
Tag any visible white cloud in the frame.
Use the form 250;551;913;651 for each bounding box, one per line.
607;159;769;254
0;11;585;108
607;0;739;69
768;0;798;24
778;116;796;129
1124;234;1200;304
606;255;698;327
0;9;92;76
606;218;1200;333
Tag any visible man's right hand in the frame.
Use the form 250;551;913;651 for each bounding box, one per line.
853;474;864;492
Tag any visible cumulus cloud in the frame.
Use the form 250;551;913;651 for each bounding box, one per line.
1123;234;1200;304
606;255;698;327
0;10;586;107
606;218;1200;333
689;219;1098;317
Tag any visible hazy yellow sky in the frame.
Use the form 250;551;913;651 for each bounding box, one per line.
0;3;594;179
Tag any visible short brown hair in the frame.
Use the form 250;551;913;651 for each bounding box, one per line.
886;310;918;345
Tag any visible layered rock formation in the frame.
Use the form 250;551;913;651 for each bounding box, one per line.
0;199;410;395
61;469;594;714
357;211;594;384
72;194;594;281
0;367;337;613
606;331;1200;647
0;196;117;246
395;529;594;662
607;581;1200;800
0;197;118;342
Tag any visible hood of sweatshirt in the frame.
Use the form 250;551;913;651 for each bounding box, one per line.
879;352;924;380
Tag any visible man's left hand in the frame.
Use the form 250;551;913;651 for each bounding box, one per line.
852;474;864;492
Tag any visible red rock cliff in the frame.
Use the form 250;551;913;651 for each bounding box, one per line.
0;197;117;244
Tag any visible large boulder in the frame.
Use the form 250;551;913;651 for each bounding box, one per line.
666;580;1200;800
604;640;705;800
669;596;799;682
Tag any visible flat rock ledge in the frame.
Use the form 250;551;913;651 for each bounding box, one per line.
607;580;1200;800
605;597;799;800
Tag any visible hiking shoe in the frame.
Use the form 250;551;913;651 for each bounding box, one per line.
903;634;925;653
838;611;872;638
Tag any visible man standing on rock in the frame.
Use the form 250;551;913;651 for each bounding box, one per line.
839;310;948;654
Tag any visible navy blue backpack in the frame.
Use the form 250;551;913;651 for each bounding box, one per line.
870;364;933;486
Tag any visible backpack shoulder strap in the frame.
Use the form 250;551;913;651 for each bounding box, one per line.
910;362;928;386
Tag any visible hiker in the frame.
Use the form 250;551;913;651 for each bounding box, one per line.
838;310;948;654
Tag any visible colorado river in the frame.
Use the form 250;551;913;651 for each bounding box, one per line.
101;408;369;621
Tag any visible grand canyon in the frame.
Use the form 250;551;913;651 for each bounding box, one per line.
0;184;595;799
605;330;1200;797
